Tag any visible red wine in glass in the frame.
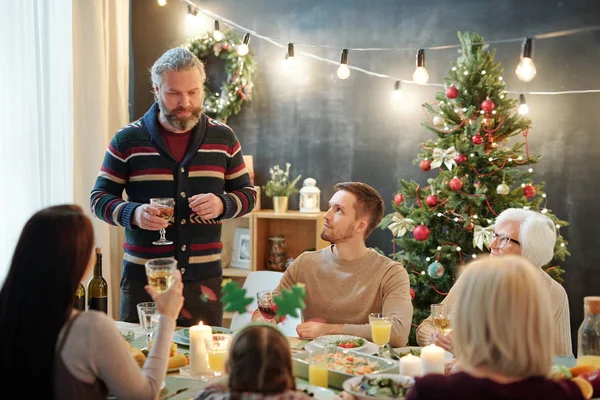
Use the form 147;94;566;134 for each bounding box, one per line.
257;290;280;320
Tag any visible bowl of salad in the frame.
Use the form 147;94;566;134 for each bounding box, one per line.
314;335;369;352
343;374;414;400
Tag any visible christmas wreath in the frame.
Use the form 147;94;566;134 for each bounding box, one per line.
187;30;256;122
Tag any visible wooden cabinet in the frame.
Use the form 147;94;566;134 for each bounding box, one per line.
220;210;328;326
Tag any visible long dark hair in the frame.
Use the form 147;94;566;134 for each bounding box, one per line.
0;205;94;396
228;324;296;398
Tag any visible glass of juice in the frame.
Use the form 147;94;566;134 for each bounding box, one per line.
431;303;452;335
205;334;232;377
369;313;393;356
308;346;331;388
145;257;177;294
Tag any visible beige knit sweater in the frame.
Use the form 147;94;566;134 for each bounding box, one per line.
415;268;573;356
277;246;413;347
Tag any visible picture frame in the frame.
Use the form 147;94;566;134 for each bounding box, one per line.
231;227;251;269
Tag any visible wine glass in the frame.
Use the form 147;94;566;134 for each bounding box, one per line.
204;334;232;377
256;290;280;321
431;303;452;335
150;197;175;245
137;302;158;348
145;258;177;294
369;313;392;357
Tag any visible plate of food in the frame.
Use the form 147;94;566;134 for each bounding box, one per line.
312;335;372;353
292;349;398;390
296;383;338;400
343;374;414;400
172;326;232;346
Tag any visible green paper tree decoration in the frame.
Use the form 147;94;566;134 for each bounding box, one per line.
221;279;253;313
273;284;306;318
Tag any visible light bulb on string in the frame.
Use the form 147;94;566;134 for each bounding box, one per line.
518;94;529;115
237;33;251;56
516;38;537;82
157;0;167;6
412;49;429;84
282;43;296;70
392;80;402;101
337;49;350;79
213;20;224;41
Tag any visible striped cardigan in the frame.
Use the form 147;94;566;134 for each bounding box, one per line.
90;103;257;281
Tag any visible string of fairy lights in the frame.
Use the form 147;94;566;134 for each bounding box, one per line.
153;0;600;117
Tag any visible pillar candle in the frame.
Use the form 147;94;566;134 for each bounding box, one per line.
399;353;421;377
420;344;445;375
190;322;212;374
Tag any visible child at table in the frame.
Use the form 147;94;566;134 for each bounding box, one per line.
194;323;312;400
0;205;184;399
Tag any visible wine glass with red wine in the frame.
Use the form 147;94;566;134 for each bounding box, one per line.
256;290;281;320
150;198;175;245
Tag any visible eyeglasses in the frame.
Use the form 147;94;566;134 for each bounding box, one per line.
491;232;520;249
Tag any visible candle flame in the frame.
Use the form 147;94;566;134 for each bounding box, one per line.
198;321;204;326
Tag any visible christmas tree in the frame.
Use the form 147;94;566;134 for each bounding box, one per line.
379;32;570;345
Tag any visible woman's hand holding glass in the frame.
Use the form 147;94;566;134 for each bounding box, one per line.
145;269;184;320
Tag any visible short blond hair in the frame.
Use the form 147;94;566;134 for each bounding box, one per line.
451;255;553;377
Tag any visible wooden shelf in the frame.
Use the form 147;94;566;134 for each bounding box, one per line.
222;267;250;278
254;210;324;220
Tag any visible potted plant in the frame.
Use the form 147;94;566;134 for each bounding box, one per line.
263;163;301;213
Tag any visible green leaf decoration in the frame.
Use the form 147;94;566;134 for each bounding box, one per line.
221;280;253;313
273;284;306;318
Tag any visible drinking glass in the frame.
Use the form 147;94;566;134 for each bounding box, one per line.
256;290;280;320
308;345;332;388
369;313;393;356
204;334;232;377
150;197;175;245
145;258;177;293
431;303;452;335
137;302;158;348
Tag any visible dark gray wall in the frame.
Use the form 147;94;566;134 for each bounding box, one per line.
131;0;600;352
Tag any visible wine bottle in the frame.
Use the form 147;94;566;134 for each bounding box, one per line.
75;282;86;311
88;247;108;313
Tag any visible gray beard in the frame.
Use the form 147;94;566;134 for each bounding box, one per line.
157;97;203;131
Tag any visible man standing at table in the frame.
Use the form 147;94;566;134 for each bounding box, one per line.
90;48;256;327
256;182;413;347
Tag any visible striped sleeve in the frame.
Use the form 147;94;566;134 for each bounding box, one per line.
218;138;257;220
90;136;141;229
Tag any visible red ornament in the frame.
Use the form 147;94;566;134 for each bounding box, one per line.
409;288;416;300
481;97;495;113
449;177;463;191
394;193;404;206
419;159;431;171
454;153;467;164
472;134;483;145
425;195;439;208
446;86;459;99
523;185;536;198
413;225;430;241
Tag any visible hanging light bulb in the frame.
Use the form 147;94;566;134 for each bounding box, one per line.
213;20;224;41
392;80;402;100
515;38;537;82
237;33;251;56
282;42;295;69
157;0;167;6
337;49;350;80
518;94;529;115
412;49;429;84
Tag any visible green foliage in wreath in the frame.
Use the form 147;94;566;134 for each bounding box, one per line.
187;30;256;122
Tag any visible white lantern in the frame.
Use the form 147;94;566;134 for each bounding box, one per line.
299;178;321;213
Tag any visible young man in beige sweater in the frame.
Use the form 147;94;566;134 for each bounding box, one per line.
270;182;413;347
416;208;573;356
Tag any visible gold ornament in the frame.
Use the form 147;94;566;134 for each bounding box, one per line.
473;225;494;250
431;146;458;171
496;182;510;195
388;213;415;237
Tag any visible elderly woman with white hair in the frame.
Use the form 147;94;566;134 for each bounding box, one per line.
405;255;582;400
416;208;572;356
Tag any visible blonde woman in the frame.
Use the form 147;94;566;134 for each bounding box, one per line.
405;255;583;400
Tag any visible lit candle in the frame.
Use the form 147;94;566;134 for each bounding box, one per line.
305;197;315;209
190;321;212;374
399;353;421;377
420;344;445;375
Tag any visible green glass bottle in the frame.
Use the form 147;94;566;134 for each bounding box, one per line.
87;247;108;313
75;282;86;311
